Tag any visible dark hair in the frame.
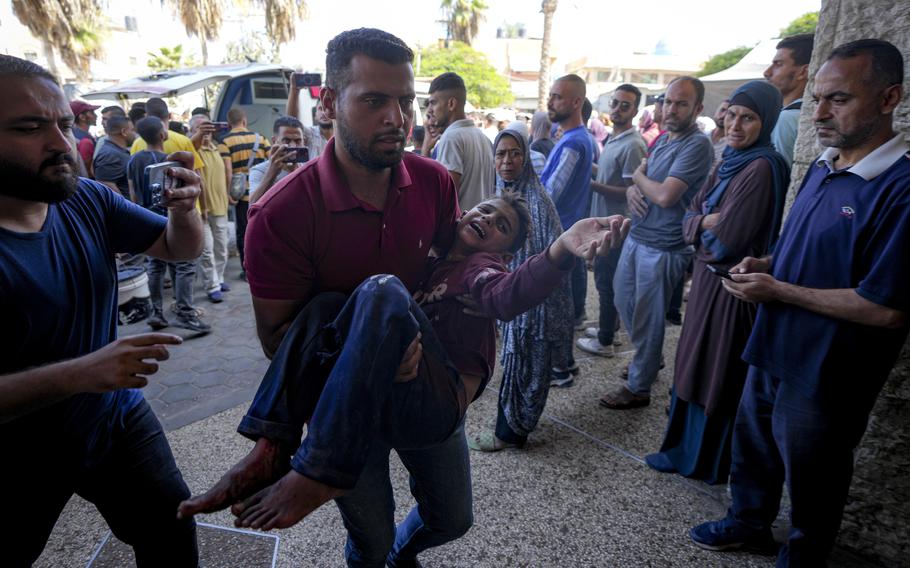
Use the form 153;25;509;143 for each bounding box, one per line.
429;72;467;105
495;190;532;253
615;83;642;108
227;107;246;126
273;115;304;133
411;125;425;144
828;38;904;88
101;105;125;116
145;97;169;121
777;33;814;66
105;115;131;135
169;120;186;135
130;101;146;111
0;54;57;84
325;28;413;93
136;116;164;145
667;75;705;106
191;106;210;117
128;107;146;124
582;98;593;123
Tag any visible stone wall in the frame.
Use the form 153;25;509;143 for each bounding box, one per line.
786;1;910;565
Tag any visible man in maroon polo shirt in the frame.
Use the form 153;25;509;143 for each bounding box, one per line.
178;29;467;567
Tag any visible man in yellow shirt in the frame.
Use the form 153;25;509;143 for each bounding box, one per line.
190;115;232;303
218;108;270;279
131;97;204;171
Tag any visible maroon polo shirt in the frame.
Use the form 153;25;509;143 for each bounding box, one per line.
245;140;460;301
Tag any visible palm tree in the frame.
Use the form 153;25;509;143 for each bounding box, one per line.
11;0;105;81
147;45;198;72
255;0;308;54
167;0;224;65
537;0;558;110
440;0;488;46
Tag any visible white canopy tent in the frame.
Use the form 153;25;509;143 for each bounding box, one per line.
699;39;780;115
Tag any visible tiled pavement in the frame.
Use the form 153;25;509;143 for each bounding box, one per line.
38;260;881;567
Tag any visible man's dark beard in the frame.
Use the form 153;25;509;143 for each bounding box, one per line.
336;114;405;172
549;109;570;124
0;153;78;203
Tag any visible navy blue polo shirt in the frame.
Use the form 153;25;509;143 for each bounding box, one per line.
743;135;910;397
0;179;166;458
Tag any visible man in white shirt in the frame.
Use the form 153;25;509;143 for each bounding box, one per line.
425;72;494;211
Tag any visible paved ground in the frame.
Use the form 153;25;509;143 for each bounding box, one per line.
37;258;879;567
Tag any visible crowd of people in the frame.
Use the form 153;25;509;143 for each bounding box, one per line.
1;24;908;568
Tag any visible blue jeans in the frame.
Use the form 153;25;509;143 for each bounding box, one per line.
594;245;622;345
613;237;691;395
148;256;197;314
241;275;472;566
728;367;884;567
1;398;197;567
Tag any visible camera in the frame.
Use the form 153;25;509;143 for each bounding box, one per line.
294;72;322;89
211;121;230;132
145;161;184;208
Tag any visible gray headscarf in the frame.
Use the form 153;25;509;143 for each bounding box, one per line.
530;111;551;142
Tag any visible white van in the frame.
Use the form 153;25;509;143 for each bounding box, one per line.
83;63;320;138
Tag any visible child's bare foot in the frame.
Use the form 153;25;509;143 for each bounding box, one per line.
177;438;289;519
231;470;345;530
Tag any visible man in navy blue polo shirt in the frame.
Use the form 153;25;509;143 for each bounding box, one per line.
0;55;204;565
690;39;910;566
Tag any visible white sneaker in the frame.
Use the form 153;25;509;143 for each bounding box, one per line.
585;327;622;347
575;337;615;358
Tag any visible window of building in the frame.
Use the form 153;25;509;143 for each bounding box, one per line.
630;72;659;84
596;70;611;82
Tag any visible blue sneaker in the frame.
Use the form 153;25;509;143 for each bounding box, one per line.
220;282;231;292
207;290;224;303
690;517;777;555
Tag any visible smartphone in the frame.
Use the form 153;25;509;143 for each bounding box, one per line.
145;161;184;208
211;121;230;132
294;72;322;88
285;147;310;163
706;264;733;280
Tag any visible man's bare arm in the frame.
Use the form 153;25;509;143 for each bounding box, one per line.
251;296;308;359
724;274;906;329
0;334;180;424
632;171;690;209
448;170;462;193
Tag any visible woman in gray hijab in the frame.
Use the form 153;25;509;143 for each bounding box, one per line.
468;122;573;451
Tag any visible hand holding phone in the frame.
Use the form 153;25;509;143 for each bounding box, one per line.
145;161;184;208
706;264;733;280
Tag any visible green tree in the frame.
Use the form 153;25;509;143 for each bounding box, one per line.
254;0;309;53
12;0;106;81
147;45;198;72
697;46;752;77
538;0;558;110
779;11;819;37
419;42;512;108
167;0;224;65
223;32;278;64
440;0;488;46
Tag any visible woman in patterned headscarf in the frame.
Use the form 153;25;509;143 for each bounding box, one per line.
468;123;573;451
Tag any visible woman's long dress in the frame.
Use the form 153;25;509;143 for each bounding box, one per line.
656;158;777;484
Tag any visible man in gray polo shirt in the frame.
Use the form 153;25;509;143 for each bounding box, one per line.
601;76;714;409
577;84;647;359
426;72;494;210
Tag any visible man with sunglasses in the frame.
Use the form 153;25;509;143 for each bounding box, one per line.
577;85;647;358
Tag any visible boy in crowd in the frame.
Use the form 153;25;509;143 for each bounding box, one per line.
179;194;629;531
127;117;211;332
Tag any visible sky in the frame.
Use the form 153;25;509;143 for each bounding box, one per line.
282;0;822;68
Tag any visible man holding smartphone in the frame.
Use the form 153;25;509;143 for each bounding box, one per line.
0;55;203;566
249;116;308;204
